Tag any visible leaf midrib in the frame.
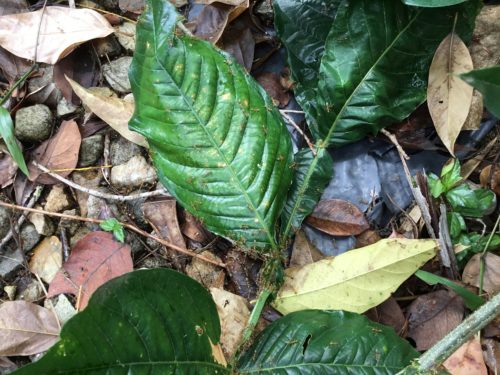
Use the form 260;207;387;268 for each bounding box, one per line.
149;14;278;250
240;361;406;373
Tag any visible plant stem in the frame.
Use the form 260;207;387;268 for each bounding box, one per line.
0;64;37;107
411;291;500;372
241;288;271;344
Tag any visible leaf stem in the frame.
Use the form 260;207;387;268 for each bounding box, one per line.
0;64;37;107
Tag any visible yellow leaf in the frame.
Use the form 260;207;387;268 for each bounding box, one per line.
273;238;438;314
427;33;474;156
0;7;113;64
67;77;148;148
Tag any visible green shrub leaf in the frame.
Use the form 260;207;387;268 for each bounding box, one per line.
238;310;419;374
446;185;496;217
129;0;293;250
0;107;29;176
402;0;469;7
460;65;500;119
12;269;228;375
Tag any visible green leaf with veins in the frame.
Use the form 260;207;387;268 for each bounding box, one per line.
0;107;29;176
99;218;125;243
460;65;500;119
128;0;293;251
446;185;496;217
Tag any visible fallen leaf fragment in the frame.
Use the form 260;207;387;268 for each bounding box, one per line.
480;165;500;195
0;6;114;64
365;297;406;337
193;4;231;44
29;236;62;283
256;72;290;108
427;33;474;155
305;199;369;236
407;290;464;351
463;253;500;294
482;338;500;374
28;120;81;184
290;229;323;267
67;77;147;148
444;336;487;375
210;288;250;358
273;238;438;314
48;231;133;310
0;301;59;356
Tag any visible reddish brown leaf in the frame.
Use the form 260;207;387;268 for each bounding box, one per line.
220;23;254;71
0;301;59;356
305;199;369;236
0;144;17;188
47;231;133;310
480;165;500;195
443;336;487;375
463;253;500;294
181;210;212;244
290;229;324;267
407;290;464;351
28;120;81;184
119;0;145;14
255;72;290;108
193;4;232;44
365;297;406;337
355;229;381;248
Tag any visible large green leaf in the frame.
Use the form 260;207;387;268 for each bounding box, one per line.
460;65;500;119
129;0;293;250
280;148;333;242
0;107;28;175
12;269;228;374
402;0;469;7
238;310;419;374
311;0;480;146
273;0;340;125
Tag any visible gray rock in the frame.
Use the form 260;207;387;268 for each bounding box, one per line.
470;5;500;69
103;56;132;94
44;185;72;213
0;247;23;279
78;134;104;167
60;209;81;236
57;97;78;117
20;223;41;252
28;210;56;236
115;22;136;52
69;226;91;247
110;136;142;165
17;280;43;303
255;0;274;25
127;232;144;254
15;104;53;142
45;294;76;324
0;206;11;238
111;155;157;188
27;65;62;107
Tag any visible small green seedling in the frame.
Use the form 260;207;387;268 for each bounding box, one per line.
99;218;125;243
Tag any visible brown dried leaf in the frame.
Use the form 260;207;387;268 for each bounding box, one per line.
443;336;487;375
482;338;500;374
220;26;254;71
226;250;260;300
119;0;145;13
407;290;464;351
290;229;323;267
0;144;17;188
256;72;290;108
480;165;500;195
305;199;369;236
0;7;114;64
194;4;232;44
463;253;500;294
355;230;381;248
28;120;81;184
29;236;62;284
0;46;31;85
186;250;225;289
0;0;28;16
365;297;406;337
181;210;212;244
210;287;250;358
427;33;474;155
0;301;59;356
47;231;133;310
67;77;148;148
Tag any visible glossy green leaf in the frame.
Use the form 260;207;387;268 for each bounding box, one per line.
0;107;29;176
457;232;500;263
238;310;419;374
460;65;500;119
402;0;469;7
428;173;445;198
415;270;484;310
129;0;293;250
447;212;466;239
440;158;462;191
311;0;480;146
99;218;125;243
280;148;333;242
273;0;340;129
446;185;496;217
12;269;228;375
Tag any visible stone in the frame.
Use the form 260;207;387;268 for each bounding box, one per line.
0;247;23;279
27;65;62;107
469;5;500;69
254;0;274;25
69;226;91;247
45;294;77;324
3;285;16;300
20;222;41;252
111;155;157;188
56;97;78;117
60;209;81;236
17;280;43;303
115;22;136;52
102;56;132;94
462;92;484;130
44;185;72;213
78;134;104;167
110;136;142;165
28;208;56;236
14;104;53;142
0;206;11;238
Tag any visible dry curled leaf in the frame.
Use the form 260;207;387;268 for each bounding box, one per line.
290;229;323;267
305;199;369;236
443;336;487;375
0;301;59;356
0;6;114;64
256;72;290;108
480;165;500;195
47;231;133;310
427;33;474;155
67;77;147;148
28;119;81;184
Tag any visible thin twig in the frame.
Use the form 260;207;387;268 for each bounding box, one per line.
34;272;61;331
380;128;409;160
34;0;48;63
177;21;193;36
34;161;168;201
279;109;304;114
0;186;44;251
479;214;500;295
0;201;226;268
279;110;316;155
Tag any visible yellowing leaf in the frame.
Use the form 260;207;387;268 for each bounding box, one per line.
0;6;114;64
67;77;148;148
427;33;473;155
273;238;438;314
